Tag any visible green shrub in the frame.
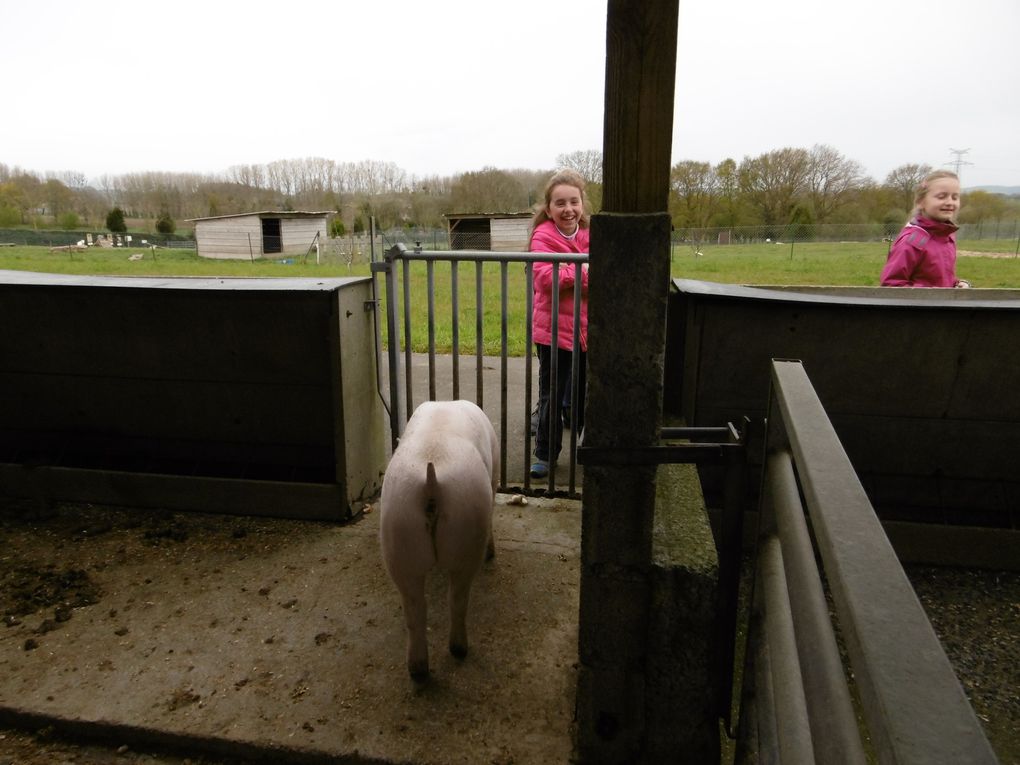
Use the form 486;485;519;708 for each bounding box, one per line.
156;211;176;234
0;205;20;226
329;218;346;237
106;207;127;233
58;212;81;230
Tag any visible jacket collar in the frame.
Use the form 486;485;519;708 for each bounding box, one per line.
912;215;959;236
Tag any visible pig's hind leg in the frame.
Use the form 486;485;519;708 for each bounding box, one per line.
439;509;491;661
394;573;430;682
381;493;436;683
447;566;475;660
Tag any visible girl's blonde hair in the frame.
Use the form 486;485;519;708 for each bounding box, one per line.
529;169;591;235
914;170;960;211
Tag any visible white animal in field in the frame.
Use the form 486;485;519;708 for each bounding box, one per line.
379;400;498;682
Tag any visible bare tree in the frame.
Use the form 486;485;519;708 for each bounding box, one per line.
884;163;933;215
805;144;867;222
449;167;527;213
669;160;719;229
738;147;812;225
556;149;603;184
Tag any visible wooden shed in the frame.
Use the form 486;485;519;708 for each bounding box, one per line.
190;211;330;260
445;212;532;251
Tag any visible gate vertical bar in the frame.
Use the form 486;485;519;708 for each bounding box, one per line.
426;260;436;400
500;261;509;488
547;263;560;493
401;256;413;421
475;260;484;407
451;259;460;400
383;244;403;451
568;262;583;493
524;265;535;490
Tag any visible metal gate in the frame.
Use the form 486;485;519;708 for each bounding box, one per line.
371;242;589;496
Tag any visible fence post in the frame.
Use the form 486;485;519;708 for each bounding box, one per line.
375;244;404;451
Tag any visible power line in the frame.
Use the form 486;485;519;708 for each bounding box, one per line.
947;148;973;179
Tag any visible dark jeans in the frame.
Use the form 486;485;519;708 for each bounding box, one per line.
534;343;586;463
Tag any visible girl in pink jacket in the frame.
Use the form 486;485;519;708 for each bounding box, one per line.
529;169;590;478
880;170;970;288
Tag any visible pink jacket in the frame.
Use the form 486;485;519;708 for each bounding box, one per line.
530;220;590;351
880;216;960;287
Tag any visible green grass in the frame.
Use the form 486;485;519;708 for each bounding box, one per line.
3;241;1019;355
669;239;1020;287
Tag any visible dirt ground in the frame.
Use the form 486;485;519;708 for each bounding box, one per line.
1;495;1018;764
0;494;582;765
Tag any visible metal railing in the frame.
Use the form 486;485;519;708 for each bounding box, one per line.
738;359;997;764
372;243;589;496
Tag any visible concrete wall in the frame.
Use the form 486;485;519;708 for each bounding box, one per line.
0;270;386;520
646;463;720;762
664;279;1020;530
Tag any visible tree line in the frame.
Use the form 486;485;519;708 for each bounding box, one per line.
1;146;1016;236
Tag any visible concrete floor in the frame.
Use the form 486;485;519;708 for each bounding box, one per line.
0;493;583;764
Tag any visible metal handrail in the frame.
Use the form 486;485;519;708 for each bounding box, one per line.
741;359;997;764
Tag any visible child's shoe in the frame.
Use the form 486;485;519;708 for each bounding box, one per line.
530;459;549;479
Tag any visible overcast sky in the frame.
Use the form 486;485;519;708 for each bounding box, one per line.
3;0;1017;188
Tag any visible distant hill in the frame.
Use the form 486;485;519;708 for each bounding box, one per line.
965;185;1020;196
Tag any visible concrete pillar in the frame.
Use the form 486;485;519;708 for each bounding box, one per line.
576;212;672;762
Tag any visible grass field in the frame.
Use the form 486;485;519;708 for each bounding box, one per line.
3;240;1019;356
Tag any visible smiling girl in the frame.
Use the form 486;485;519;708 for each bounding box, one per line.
880;170;970;287
528;169;591;478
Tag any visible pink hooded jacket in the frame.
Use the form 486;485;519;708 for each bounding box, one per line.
530;219;590;351
880;216;960;287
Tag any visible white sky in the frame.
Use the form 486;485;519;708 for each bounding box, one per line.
2;0;1017;188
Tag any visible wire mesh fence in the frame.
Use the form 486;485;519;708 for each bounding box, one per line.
5;219;1019;264
0;229;194;248
375;221;1020;257
674;220;1020;246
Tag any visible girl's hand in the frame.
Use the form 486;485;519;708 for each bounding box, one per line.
956;279;972;288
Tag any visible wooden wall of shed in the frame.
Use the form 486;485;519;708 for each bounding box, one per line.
195;216;263;259
490;218;531;251
281;217;326;256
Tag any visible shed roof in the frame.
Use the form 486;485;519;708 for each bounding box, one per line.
187;211;332;223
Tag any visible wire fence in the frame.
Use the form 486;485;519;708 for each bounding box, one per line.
0;228;194;249
673;220;1020;246
5;219;1019;264
382;222;1018;255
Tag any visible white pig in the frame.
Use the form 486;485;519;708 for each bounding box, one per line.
379;399;498;682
